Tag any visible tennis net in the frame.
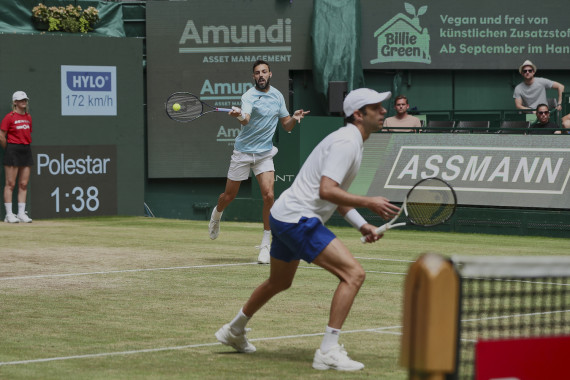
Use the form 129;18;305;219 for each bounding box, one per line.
452;256;570;380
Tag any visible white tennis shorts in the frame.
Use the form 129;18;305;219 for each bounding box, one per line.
227;146;278;181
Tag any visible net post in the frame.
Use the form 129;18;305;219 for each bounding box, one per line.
400;253;459;380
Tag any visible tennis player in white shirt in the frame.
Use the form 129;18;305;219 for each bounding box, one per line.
215;88;400;371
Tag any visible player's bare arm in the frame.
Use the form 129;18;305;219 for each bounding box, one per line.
280;109;310;132
319;176;399;218
338;205;383;242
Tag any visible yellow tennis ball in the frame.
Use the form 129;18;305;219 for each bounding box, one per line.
172;103;181;111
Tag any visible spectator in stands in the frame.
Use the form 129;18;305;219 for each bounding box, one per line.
513;60;570;131
0;91;33;223
528;104;562;135
383;95;421;132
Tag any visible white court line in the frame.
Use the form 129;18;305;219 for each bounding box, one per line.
366;271;407;275
1;260;408;281
0;262;259;281
0;342;221;366
462;309;570;323
0;326;403;366
2;259;565;285
465;276;570;287
355;257;415;263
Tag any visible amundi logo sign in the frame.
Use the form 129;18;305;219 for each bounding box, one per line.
371;3;431;65
179;19;292;54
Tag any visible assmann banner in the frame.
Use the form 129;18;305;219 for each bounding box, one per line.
351;134;570;209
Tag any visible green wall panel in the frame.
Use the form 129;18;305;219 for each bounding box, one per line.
0;34;144;219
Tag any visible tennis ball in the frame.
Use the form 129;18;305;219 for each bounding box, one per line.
172;103;181;112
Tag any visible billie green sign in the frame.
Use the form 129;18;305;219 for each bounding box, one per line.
361;0;570;69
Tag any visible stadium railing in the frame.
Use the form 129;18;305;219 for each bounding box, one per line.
382;108;568;133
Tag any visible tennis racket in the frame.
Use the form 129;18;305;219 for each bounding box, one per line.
165;92;233;122
360;177;457;242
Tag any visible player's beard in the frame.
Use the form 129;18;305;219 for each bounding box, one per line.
255;76;270;90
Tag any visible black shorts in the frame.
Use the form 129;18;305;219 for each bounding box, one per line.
3;143;34;167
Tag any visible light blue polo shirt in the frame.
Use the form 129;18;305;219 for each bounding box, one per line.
234;86;289;154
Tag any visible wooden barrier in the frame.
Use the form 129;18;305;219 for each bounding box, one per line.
400;253;459;380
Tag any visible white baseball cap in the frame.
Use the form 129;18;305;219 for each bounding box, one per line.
343;88;391;116
12;91;29;101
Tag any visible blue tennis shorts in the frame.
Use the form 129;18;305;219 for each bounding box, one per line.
269;214;336;263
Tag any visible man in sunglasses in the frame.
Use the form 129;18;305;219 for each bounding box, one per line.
513;60;570;130
529;104;563;135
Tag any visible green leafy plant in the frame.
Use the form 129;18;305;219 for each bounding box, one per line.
32;3;99;33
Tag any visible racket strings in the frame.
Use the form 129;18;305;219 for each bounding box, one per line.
406;200;455;226
405;180;456;227
166;94;203;121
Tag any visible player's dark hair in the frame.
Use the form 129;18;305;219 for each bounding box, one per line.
253;60;270;73
344;105;368;124
536;103;549;112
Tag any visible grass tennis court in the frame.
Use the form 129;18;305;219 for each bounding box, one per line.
1;217;569;379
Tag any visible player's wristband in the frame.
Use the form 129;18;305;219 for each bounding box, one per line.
344;209;367;230
232;106;246;121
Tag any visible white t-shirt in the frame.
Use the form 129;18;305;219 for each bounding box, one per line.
513;77;554;108
271;123;363;224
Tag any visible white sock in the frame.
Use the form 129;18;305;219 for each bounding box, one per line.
5;203;13;215
320;326;340;354
18;203;26;215
261;229;271;246
211;207;223;221
229;308;250;335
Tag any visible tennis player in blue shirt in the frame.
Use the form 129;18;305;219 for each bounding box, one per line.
209;60;309;264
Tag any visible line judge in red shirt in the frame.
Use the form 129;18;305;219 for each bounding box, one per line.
0;91;33;223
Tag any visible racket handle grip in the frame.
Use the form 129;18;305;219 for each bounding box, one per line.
375;224;389;234
360;224;388;243
217;108;233;112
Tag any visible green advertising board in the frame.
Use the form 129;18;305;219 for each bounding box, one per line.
351;133;570;209
146;0;570;180
361;0;570;69
0;34;144;219
146;1;313;178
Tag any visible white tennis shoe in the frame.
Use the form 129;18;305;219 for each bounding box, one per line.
256;244;270;264
4;214;19;223
17;213;32;223
208;209;222;240
215;324;256;353
312;344;365;371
